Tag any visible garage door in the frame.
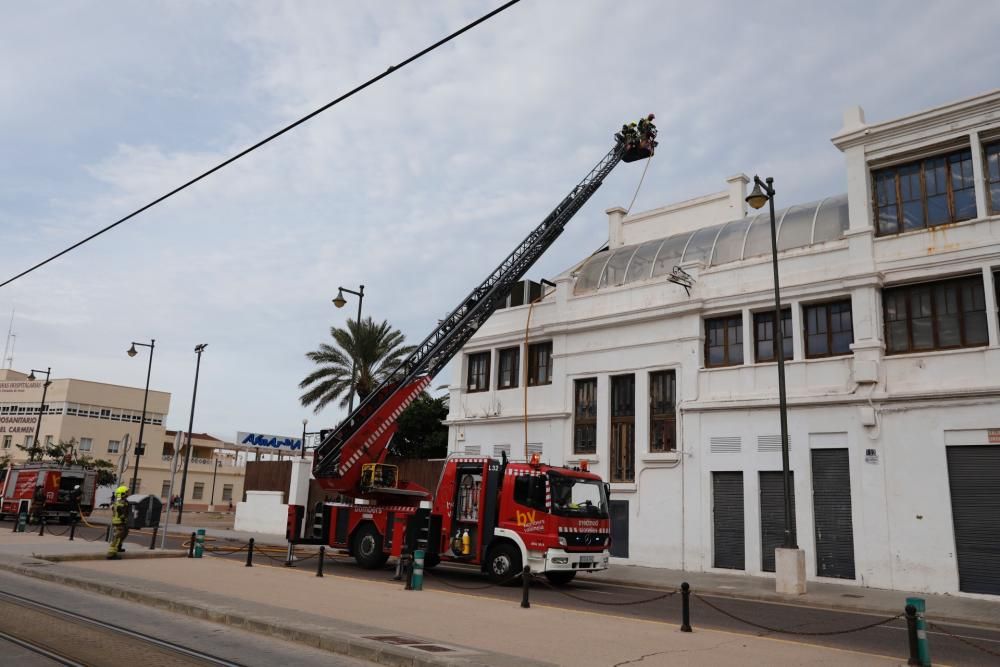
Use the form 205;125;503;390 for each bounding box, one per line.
947;445;1000;595
712;472;744;570
760;471;796;573
811;449;855;579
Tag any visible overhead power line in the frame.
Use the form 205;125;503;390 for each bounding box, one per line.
1;0;522;290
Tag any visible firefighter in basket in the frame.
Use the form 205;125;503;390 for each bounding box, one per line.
107;486;130;560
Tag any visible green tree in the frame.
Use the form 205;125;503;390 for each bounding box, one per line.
76;454;118;486
392;393;449;459
299;317;415;413
15;436;44;462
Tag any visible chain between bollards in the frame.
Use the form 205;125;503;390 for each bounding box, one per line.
245;538;255;567
680;582;692;632
520;565;531;608
188;532;195;558
316;546;325;577
149;526;158;550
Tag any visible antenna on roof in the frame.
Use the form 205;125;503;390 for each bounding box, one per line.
2;309;14;369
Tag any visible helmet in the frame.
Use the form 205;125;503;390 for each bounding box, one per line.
116;485;129;496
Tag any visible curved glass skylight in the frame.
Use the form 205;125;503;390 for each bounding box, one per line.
573;194;849;295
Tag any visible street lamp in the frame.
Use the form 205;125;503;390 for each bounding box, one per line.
27;367;51;462
127;339;155;494
746;175;796;550
210;457;221;509
332;284;365;412
178;343;207;524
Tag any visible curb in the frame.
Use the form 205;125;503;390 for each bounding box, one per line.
0;558;549;667
37;550;187;563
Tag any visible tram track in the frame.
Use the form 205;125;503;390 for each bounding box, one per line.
0;589;244;666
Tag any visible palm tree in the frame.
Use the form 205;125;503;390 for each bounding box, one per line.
299;317;415;413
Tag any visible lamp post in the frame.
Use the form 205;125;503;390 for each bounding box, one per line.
127;340;155;494
333;284;364;413
746;176;796;550
210;457;220;509
178;344;207;525
27;368;51;462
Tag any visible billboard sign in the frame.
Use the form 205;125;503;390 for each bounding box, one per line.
236;431;302;453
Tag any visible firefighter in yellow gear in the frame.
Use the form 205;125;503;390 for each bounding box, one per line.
107;486;130;559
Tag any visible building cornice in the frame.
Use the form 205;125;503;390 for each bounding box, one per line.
831;89;1000;151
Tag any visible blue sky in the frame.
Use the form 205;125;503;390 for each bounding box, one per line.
2;1;999;441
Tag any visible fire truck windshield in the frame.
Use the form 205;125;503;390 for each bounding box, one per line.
548;473;608;518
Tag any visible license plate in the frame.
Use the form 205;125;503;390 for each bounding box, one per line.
579;555;596;563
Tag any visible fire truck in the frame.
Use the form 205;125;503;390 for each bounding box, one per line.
0;462;98;523
288;120;657;584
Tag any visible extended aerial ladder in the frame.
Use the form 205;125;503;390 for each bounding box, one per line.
312;120;657;499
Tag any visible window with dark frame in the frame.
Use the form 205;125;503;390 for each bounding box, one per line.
986;142;1000;214
610;374;635;482
872;148;977;236
497;347;520;389
466;351;490;392
649;370;676;453
754;308;793;363
527;341;553;386
705;315;743;367
573;378;597;455
804;300;854;358
883;276;988;355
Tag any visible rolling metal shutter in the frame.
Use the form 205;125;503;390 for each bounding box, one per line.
609;500;629;558
946;445;1000;595
760;471;796;573
712;472;744;570
811;449;855;579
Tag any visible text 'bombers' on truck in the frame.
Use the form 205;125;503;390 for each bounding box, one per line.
286;119;658;583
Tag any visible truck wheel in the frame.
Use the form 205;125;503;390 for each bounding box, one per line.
544;571;576;586
487;543;522;585
352;524;389;569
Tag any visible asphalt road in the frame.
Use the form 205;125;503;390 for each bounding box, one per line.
0;568;373;667
71;524;1000;666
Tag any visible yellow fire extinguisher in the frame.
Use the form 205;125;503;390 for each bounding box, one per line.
461;529;471;555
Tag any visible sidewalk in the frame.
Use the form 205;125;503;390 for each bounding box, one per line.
589;563;1000;631
0;526;185;562
0;532;903;667
82;515;1000;631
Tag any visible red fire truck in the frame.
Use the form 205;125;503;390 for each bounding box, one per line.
288;120;657;583
0;462;98;523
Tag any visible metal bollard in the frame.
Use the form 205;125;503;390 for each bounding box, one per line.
38;516;45;537
149;526;158;550
680;582;692;632
188;532;196;558
905;604;920;666
316;546;325;578
285;542;295;567
411;549;425;591
69;520;76;541
404;555;414;590
194;528;205;558
905;597;930;666
106;525;112;542
520;565;531;608
245;538;254;567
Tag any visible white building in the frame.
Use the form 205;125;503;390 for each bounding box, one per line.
446;89;1000;597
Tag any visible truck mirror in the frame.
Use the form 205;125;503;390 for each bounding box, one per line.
604;483;611;501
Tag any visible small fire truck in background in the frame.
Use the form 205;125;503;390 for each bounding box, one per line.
0;462;98;523
288;120;657;583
